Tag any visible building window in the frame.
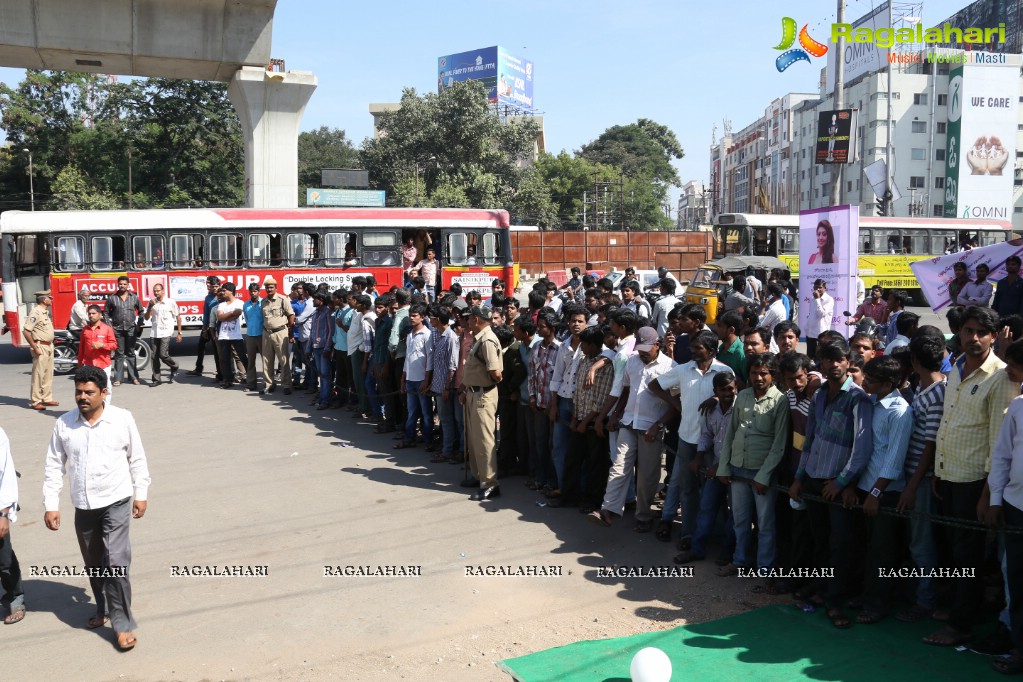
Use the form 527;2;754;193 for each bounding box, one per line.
935;149;946;161
914;93;928;105
1016;207;1023;214
911;148;926;160
937;94;947;105
934;176;945;189
936;122;946;134
847;181;853;192
937;63;950;75
910;176;925;188
911;121;927;133
933;204;944;217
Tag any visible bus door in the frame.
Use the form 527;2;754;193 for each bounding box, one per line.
2;232;51;345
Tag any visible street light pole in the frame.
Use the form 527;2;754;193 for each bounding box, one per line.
22;148;34;211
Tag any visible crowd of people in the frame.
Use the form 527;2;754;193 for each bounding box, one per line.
10;260;1023;673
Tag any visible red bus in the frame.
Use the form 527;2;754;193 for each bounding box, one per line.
1;207;516;348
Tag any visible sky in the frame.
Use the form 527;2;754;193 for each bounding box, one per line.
0;0;977;200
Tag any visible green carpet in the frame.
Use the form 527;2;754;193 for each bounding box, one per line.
498;604;1008;681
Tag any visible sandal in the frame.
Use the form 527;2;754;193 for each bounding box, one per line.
826;608;852;629
3;607;25;625
587;510;613;527
116;631;137;651
87;615;109;629
654;520;672;542
922;626;972;647
992;651;1023;675
856;611;886;625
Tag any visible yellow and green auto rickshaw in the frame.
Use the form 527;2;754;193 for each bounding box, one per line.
683;255;790;325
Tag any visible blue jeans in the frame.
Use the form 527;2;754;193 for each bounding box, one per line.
660;439;700;537
313;349;332;405
730;466;777;570
365;369;382;418
908;476;940;609
690;477;736;559
551;397;574;489
403;380;432;442
436;390;458;455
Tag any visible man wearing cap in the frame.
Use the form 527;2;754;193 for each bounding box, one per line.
243;283;264;392
459;305;503;501
591;326;674;529
143;283;182;386
23;290;57;411
189;276;222;379
260;277;295;395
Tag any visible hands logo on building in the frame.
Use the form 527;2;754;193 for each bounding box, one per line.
774;17;828;72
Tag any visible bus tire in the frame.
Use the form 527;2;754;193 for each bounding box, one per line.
134;338;151;374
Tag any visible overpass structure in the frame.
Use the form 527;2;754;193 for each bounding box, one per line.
0;0;316;207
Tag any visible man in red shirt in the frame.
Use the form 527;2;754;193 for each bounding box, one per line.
78;305;118;404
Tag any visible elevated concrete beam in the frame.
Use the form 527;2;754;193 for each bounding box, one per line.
0;0;274;81
228;66;316;208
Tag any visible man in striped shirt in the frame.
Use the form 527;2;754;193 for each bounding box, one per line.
426;304;460;463
896;335;946;621
527;311;560;491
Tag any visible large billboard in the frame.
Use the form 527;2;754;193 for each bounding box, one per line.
943;57;1020;221
438;46;534;110
799;205;859;339
826;1;889;91
815;109;857;164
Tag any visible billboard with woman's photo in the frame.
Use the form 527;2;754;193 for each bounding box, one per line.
799;205;859;339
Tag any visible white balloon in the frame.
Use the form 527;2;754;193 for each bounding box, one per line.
630;647;672;682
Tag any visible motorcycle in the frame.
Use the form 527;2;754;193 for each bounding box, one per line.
843;311;884;350
53;329;152;375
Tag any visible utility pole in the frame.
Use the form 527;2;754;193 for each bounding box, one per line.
22;149;34;211
829;0;846;207
885;0;895;216
127;147;134;209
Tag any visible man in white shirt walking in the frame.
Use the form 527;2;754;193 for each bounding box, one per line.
43;366;150;651
0;428;24;625
144;283;182;386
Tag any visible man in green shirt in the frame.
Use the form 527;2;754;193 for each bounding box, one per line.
716;352;790;578
715;310;747;389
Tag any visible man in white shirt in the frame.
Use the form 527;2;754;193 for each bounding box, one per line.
590;326;675;530
651;278;680;337
144;283;182;386
215;283;248;388
805;279;834;360
68;287;91;337
961;263;994;307
622;283;652;320
398;303;434;448
43;365;150;651
346;291;367;414
0;428;24;625
759;283;788;336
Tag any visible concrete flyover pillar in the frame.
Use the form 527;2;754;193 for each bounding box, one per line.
228;66;317;208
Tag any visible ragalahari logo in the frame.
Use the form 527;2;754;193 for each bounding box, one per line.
774;17;828;72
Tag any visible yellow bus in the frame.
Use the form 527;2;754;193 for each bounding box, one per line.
713;212;1014;291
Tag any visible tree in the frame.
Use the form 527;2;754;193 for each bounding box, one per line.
49;165;119;210
298;126;361;205
578;118;684;187
360;80;555;225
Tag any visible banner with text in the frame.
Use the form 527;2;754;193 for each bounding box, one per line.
910;239;1023;311
799;205;859;339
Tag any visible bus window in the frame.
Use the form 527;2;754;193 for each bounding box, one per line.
778;228;799;254
131;236;164;270
249;233;270;267
362;231;398;267
930;230;955;255
870;230;899;254
210;233;241;267
447;233;468;265
481;232;499;265
287;233;318;267
324;232;355;267
54;236;85;272
91;235;126;271
168;234;199;268
902;234;927;255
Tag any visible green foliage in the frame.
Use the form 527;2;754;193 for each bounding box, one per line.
579;118;684;188
49;165;119;210
298;126;361;205
360;81;556;226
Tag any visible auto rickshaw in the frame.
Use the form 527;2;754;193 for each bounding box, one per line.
683;255;790;325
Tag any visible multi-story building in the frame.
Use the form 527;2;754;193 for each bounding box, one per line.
677;180;708;230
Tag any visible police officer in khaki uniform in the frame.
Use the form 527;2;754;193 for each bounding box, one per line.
260;277;296;395
459;305;503;501
23;290;57;411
